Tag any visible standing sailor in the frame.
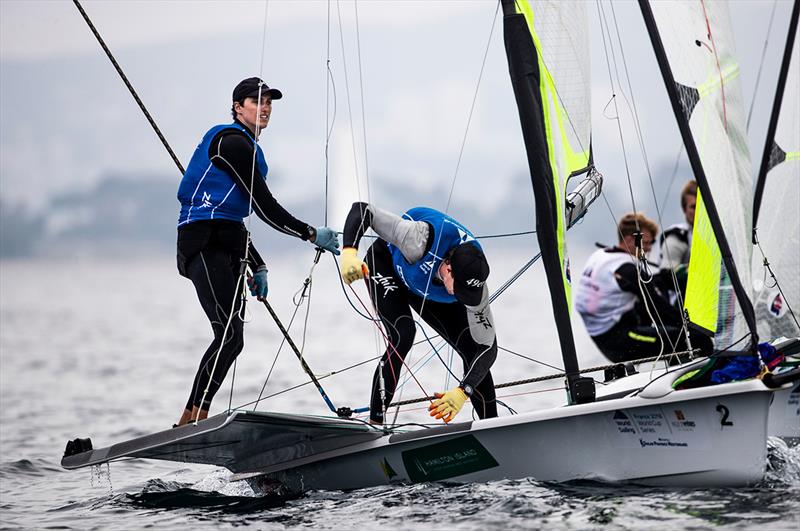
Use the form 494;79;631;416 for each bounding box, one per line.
339;203;498;425
575;212;712;363
175;77;340;426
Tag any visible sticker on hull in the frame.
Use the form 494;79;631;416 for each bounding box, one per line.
402;435;498;483
609;407;710;450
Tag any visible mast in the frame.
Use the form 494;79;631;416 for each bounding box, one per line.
639;0;758;350
753;0;799;228
501;0;594;404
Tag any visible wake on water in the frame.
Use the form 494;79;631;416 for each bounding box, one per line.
98;438;800;516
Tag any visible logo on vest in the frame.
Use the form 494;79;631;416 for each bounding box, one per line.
395;265;409;288
456;226;475;244
200;191;212;208
419;259;436;275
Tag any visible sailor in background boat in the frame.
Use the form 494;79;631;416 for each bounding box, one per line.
174;77;340;426
339;203;497;425
658;180;697;298
575;212;712;363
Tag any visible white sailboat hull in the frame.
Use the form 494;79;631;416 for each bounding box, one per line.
595;355;800;443
768;383;800;445
243;378;773;493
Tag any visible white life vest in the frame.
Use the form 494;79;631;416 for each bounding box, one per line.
659;221;692;269
574;248;637;336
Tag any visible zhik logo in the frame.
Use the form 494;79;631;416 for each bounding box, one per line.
372;273;398;297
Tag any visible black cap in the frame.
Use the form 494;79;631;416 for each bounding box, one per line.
450;243;489;306
232;77;283;102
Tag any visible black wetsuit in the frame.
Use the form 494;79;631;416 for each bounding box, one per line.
177;120;315;411
591;260;712;363
343;203;498;423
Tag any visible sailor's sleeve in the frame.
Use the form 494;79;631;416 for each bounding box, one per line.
343;203;429;262
367;205;429;262
461;287;497;388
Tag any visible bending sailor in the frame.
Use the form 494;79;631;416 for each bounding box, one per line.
174;77;340;426
340;203;498;425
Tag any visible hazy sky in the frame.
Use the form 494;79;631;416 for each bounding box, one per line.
0;0;794;240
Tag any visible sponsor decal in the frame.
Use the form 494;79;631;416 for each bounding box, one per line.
639;438;688;448
630;411;666;434
770;293;785;318
402;435;498;483
474;310;492;330
610;407;708;450
466;278;485;288
371;272;398;297
670;409;696;431
612;410;636;434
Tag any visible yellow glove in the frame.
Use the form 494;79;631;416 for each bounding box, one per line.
339;247;369;285
428;387;468;423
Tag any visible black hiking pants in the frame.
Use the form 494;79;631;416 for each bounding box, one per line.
178;221;248;411
364;241;497;423
592;307;713;364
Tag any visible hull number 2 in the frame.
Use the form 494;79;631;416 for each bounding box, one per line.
716;404;733;427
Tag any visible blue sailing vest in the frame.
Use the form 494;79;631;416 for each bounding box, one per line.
177;123;268;226
388;207;481;303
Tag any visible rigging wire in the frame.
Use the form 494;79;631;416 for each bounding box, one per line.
753;229;800;331
71;0;185;175
224;0;274;418
252;258;321;410
335;0;366;202
353;0;372;204
598;1;693;353
657;144;685;216
746;0;779;130
443;1;500;215
213;0;280;419
324;0;335;226
595;1;639;226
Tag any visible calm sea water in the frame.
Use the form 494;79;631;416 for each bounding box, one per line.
1;255;799;530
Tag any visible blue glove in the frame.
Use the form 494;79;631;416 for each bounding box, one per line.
313;226;341;255
248;265;269;299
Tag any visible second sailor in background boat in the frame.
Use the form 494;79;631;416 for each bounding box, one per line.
340;203;497;425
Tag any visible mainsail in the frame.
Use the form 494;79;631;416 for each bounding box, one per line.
501;0;593;402
641;0;757;351
752;2;800;340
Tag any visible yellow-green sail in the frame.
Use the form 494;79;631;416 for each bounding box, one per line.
510;0;592;309
684;190;720;335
